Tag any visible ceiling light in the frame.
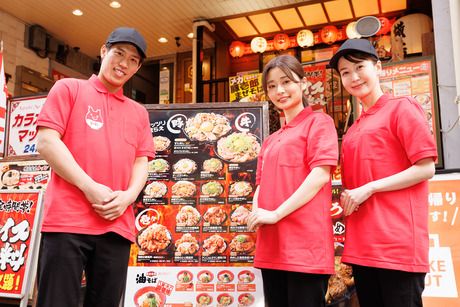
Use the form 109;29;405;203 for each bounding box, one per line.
158;37;168;43
109;1;121;8
72;9;83;16
187;32;194;39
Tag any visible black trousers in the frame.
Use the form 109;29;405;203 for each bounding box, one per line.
36;232;131;307
261;268;330;307
352;264;426;307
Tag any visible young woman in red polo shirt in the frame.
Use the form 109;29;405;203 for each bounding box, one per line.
247;55;338;306
329;39;437;307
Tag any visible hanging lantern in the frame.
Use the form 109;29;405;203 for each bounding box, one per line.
250;37;267;53
346;22;361;39
376;17;391;35
296;30;314;47
320;25;338;44
391;13;433;56
229;41;246;58
273;33;290;50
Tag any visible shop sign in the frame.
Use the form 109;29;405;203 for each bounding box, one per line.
6;96;46;157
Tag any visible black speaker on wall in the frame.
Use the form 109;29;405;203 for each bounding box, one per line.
28;25;47;51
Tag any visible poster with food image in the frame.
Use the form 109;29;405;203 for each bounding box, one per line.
125;103;268;306
0;160;50;190
380;57;442;167
125;266;264;307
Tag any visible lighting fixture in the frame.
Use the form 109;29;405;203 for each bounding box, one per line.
72;9;83;16
158;37;168;43
109;1;121;8
187;32;194;39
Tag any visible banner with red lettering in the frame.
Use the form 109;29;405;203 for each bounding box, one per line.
0;50;8;157
0;191;43;298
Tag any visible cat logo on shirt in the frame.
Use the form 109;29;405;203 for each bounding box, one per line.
85;106;104;130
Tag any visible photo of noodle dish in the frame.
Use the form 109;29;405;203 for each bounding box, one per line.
238;270;255;283
134;287;165;307
201;181;223;197
137;223;171;254
153;136;171;152
231;206;251;226
217;293;233;306
203;207;227;225
175;205;200;226
217;270;234;283
144;182;167;198
202;234;227;255
202;158;223;173
173;158;197;174
229;234;255;254
197;270;214;283
238;293;254;306
148;159;169;173
196;293;213;306
184;112;232;142
229;181;253;197
172;181;196;197
177;270;193;284
216;132;261;163
175;233;199;255
1;169;20;186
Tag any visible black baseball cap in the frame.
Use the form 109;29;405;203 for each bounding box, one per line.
329;38;378;71
105;27;147;59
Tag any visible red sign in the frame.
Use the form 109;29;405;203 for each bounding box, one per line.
0;191;43;298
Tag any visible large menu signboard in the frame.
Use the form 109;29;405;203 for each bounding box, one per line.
125;102;269;307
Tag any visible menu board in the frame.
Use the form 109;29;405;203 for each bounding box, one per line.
380;57;442;167
125;102;269;307
0;160;50;191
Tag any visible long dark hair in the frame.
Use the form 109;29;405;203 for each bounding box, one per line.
262;55;308;106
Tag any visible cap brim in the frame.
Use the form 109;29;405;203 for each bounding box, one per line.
329;48;377;71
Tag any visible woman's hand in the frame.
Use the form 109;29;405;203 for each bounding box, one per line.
340;185;373;216
247;208;280;231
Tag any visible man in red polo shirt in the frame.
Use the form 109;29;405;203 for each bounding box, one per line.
35;27;155;307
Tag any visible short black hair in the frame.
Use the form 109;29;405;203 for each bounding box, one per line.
105;42;145;65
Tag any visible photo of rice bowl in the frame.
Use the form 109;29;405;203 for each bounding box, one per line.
202;158;223;173
172;181;196;197
201;181;224;197
229;181;253;197
144;182;167;198
175;233;199;255
173;158;197;174
137;223;171;254
175;205;201;226
216;132;261;163
153;136;171;152
184;112;232;142
148;159;170;173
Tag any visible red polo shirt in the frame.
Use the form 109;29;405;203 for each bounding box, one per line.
37;75;155;242
341;94;437;272
254;107;338;274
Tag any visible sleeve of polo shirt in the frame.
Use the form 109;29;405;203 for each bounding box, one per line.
307;114;339;170
36;79;76;136
136;108;155;161
394;97;438;164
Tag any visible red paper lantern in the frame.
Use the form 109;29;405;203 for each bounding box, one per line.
273;33;290;50
320;25;338;44
229;41;246;58
376;17;391;35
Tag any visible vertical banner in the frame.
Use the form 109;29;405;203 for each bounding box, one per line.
0;51;8;157
159;69;170;104
7;96;47;157
423;175;460;306
0;191;43;299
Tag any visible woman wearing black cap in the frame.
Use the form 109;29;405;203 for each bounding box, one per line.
329;38;437;307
